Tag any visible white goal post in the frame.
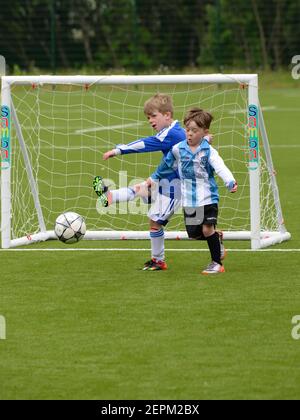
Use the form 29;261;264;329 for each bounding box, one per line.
1;73;291;249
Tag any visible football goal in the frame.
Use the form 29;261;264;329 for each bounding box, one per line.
1;73;291;249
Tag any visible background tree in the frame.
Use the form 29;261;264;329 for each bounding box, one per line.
0;0;298;72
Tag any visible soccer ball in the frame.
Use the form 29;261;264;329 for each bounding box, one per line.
54;212;86;244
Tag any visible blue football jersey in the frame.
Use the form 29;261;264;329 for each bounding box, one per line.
115;120;186;182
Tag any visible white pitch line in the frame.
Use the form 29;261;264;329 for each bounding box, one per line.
271;145;300;148
229;106;300;115
229;106;277;114
0;248;299;252
75;122;145;134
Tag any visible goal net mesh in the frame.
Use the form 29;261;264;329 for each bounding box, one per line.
9;81;279;240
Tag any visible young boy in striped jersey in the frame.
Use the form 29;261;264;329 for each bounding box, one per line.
149;108;237;275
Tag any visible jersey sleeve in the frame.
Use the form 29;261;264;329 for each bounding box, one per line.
151;150;178;180
116;135;166;155
208;146;236;189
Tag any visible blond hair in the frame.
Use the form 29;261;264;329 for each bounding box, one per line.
144;94;174;117
184;108;213;130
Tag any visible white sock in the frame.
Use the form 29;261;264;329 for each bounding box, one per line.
110;188;136;204
150;229;165;261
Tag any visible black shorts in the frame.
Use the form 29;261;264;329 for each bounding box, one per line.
184;204;218;239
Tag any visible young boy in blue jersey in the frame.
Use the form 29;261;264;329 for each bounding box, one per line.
149;108;237;275
93;94;185;271
93;94;217;271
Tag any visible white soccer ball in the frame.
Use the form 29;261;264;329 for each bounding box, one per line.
54;212;86;244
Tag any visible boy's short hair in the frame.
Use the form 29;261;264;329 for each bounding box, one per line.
184;108;213;130
144;94;174;117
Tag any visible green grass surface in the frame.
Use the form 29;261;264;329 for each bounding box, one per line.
1;250;300;400
1;78;300;399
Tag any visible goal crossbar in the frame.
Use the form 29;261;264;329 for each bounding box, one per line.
3;74;258;86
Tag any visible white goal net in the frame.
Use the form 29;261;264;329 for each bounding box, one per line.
1;75;290;249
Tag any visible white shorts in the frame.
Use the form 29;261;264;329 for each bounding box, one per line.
148;190;182;226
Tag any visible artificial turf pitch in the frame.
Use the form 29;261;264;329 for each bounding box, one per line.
1;82;300;400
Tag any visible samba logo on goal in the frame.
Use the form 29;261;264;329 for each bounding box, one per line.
1;106;10;170
248;105;259;171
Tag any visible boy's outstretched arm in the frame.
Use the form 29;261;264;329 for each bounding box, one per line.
103;135;174;160
103;149;119;160
209;147;238;193
103;134;214;160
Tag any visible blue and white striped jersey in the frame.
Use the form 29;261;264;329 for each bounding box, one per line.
151;139;236;207
114;120;186;182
